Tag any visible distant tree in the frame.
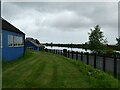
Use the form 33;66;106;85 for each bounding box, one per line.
34;39;40;44
51;42;53;47
46;43;48;46
116;36;120;50
84;42;89;49
84;42;88;45
116;36;120;46
70;43;73;48
88;25;108;54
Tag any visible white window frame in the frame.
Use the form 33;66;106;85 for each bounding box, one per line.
8;35;24;47
8;35;14;47
13;36;24;47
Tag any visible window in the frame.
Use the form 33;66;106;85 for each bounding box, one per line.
8;35;13;47
19;37;24;45
8;35;24;47
13;36;24;46
13;36;17;46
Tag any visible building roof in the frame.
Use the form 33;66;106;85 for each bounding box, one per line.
26;38;45;48
1;17;25;35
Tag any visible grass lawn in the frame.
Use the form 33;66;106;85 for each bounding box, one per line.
2;50;119;88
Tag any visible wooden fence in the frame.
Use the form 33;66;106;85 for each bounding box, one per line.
45;48;120;79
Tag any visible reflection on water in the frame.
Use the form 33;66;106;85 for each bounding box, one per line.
45;46;91;53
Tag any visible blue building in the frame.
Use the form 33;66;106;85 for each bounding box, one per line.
0;18;25;61
25;37;45;51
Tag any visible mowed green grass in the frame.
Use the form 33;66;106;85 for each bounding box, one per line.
3;50;118;88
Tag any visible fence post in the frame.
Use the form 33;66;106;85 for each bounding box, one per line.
57;50;58;54
53;49;54;53
54;50;55;54
58;50;59;54
48;49;50;52
86;52;89;65
55;50;57;54
103;54;106;72
81;52;83;61
114;55;117;78
63;49;67;57
45;48;48;52
94;53;96;68
61;50;62;55
76;51;78;60
72;51;74;59
68;50;70;58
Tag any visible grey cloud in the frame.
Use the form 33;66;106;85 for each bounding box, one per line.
41;10;93;30
3;2;117;29
2;2;118;44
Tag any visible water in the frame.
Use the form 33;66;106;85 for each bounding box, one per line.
45;46;91;53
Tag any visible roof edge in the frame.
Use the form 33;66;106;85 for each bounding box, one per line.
1;17;25;35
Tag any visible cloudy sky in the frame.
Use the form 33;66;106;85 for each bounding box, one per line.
2;2;118;44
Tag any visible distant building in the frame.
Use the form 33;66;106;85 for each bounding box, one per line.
25;37;45;51
0;18;25;61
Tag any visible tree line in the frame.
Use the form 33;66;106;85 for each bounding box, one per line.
44;25;120;55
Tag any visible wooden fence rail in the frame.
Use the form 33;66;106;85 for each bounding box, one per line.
44;48;120;78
